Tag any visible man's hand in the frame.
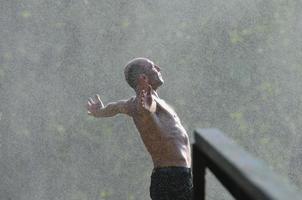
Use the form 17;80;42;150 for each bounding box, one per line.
138;85;156;113
87;94;104;117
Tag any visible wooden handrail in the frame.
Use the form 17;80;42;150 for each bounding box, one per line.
192;128;302;200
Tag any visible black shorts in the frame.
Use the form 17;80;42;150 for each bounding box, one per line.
150;166;193;200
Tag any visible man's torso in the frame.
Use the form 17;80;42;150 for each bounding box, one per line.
127;95;191;168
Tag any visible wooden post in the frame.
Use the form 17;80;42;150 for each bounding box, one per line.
193;128;302;200
192;143;206;200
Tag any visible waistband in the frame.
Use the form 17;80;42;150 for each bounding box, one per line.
152;166;192;174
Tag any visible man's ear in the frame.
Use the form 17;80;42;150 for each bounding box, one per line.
138;74;149;90
138;74;148;83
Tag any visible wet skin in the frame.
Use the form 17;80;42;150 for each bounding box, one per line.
87;59;191;168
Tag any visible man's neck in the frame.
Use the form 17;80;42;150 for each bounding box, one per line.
135;88;159;97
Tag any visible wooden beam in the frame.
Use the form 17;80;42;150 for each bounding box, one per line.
193;128;302;200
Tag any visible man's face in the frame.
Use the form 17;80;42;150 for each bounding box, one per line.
145;60;164;89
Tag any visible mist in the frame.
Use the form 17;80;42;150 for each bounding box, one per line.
1;0;302;199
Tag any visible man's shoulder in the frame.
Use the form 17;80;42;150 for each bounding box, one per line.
122;96;136;116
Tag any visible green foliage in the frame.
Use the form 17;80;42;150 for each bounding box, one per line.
21;10;31;18
230;111;248;133
99;190;111;200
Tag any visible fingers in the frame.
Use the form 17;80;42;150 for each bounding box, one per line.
89;97;94;104
141;94;145;108
140;90;146;99
86;101;96;116
139;89;146;98
86;96;96;112
95;94;104;107
86;94;104;116
147;85;152;95
139;90;146;108
95;94;101;102
87;94;102;106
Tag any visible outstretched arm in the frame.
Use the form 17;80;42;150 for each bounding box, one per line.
87;94;131;117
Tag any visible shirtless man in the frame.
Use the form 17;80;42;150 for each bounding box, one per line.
87;58;193;200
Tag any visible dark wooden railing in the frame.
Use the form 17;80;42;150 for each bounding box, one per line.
192;128;302;200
